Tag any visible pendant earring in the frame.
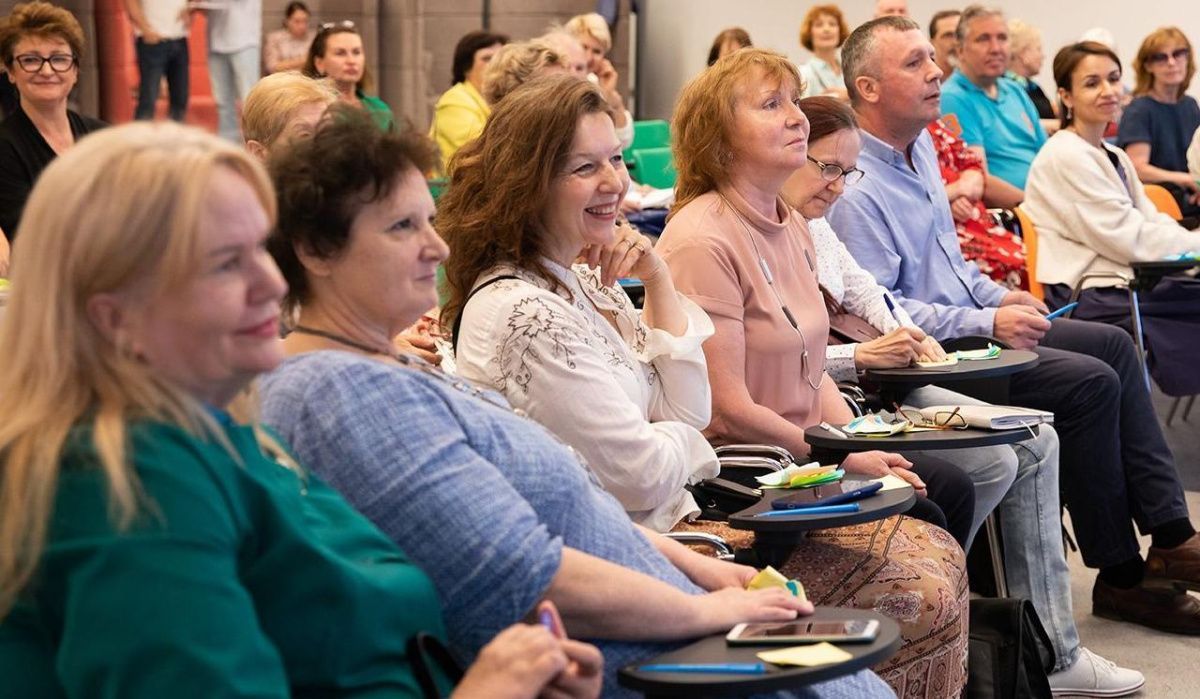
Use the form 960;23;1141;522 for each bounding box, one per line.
1066;105;1073;120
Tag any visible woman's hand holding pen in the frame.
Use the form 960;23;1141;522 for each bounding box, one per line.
853;327;926;369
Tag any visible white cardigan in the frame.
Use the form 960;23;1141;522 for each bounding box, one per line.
1024;130;1196;289
454;259;719;533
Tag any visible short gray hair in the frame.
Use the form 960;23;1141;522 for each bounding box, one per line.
842;15;921;105
956;5;1005;44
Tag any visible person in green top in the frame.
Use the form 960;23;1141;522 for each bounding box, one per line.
0;121;602;697
303;22;394;131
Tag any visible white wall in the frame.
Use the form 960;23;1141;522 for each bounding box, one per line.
637;0;1200;119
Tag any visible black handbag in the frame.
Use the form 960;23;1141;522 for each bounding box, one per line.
967;597;1055;699
821;285;884;345
685;477;762;520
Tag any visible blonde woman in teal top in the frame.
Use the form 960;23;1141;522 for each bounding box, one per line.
0;121;601;697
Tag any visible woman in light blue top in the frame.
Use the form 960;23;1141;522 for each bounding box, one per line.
798;4;849;100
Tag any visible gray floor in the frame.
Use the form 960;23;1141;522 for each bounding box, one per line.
1060;387;1200;696
1152;388;1200;491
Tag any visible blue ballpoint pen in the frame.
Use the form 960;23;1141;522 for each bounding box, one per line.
882;292;904;326
637;662;768;674
756;503;861;517
1044;302;1078;321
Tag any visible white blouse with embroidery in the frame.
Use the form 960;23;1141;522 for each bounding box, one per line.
809;216;916;382
454;259;719;532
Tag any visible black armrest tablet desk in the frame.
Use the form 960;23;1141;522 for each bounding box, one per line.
725;480;916;569
1128;258;1200;291
804;424;1039;454
862;348;1038;385
618;608;901;697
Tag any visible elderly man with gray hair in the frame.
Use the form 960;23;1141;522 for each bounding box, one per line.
829;13;1200;696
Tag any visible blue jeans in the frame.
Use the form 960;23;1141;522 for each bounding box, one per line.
207;45;259;141
134;37;189;121
905;384;1080;671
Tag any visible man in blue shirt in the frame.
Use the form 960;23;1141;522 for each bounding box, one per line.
939;6;1044;205
830;12;1200;663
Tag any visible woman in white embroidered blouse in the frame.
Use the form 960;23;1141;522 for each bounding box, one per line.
440;75;718;533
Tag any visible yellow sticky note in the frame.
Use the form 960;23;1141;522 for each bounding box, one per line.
916;355;958;368
747;567;808;603
747;566;789;591
757;642;854;667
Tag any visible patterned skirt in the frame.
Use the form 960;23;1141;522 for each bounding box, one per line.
675;515;968;699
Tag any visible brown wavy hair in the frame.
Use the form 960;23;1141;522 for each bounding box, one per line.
1132;26;1194;98
438;74;611;332
0;1;85;68
670;48;803;219
799;5;849;52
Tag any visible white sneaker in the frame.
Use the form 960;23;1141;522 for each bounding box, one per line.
1048;647;1144;697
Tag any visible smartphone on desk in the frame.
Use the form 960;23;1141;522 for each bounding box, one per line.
726;619;880;645
770;481;884;510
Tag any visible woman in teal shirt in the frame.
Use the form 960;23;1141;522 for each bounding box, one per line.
303;23;395;131
0;121;600;697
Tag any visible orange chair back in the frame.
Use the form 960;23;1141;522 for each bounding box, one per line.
1144;184;1183;220
1015;207;1044;301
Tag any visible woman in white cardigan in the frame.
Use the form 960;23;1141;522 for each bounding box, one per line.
1024;41;1200;396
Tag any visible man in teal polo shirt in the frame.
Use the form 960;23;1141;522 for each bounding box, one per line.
940;5;1045;206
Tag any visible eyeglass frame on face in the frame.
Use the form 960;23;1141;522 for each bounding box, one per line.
807;154;865;185
1146;47;1190;65
12;53;77;74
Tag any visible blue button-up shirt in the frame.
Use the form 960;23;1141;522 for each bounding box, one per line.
827;128;1008;341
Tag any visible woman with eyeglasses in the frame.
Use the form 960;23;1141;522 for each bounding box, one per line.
781;99;1132;696
0;1;105;247
657;51;974;698
1118;27;1200;217
302;21;392;131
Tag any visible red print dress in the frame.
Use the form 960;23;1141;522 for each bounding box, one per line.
927;119;1029;290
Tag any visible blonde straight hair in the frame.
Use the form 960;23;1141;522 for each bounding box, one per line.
0;122;276;616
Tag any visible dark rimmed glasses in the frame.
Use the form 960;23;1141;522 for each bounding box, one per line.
807;155;865;185
1146;48;1190;65
13;53;77;73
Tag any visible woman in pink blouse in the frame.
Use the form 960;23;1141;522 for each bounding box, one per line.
657;48;971;698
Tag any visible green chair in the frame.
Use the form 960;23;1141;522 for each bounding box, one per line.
631;120;670;150
629;146;676;189
427;177;449;201
623;120;671;180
